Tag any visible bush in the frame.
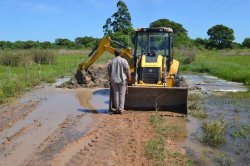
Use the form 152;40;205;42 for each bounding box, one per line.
32;49;57;64
177;46;197;64
0;49;57;66
0;50;33;66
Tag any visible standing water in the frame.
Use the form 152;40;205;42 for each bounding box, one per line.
180;74;250;165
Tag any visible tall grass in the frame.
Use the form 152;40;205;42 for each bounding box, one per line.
0;49;101;104
175;47;197;64
176;49;250;87
0;49;57;66
202;118;225;147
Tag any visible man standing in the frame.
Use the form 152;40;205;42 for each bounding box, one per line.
108;49;131;114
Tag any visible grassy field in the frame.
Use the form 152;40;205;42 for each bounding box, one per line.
175;49;250;89
1;48;249;104
0;49;113;104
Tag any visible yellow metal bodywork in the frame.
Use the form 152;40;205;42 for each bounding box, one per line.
141;55;163;67
78;36;180;88
78;36;134;73
137;55;179;87
78;35;187;114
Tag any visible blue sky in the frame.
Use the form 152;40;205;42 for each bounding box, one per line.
0;0;249;43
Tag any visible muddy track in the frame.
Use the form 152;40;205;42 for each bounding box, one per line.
60;113;154;166
0;99;43;132
0;87;188;166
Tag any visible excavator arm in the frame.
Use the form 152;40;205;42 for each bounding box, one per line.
78;36;134;71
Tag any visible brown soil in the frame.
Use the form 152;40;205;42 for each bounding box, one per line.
0;99;44;132
0;87;188;166
58;64;110;89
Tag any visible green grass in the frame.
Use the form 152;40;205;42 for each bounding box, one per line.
202;118;226;147
231;124;250;139
175;49;250;88
188;94;207;119
0;49;113;104
145;113;193;166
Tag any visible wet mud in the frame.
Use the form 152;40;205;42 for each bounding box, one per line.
58;64;110;89
0;82;188;166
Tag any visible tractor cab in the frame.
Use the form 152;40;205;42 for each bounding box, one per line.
133;27;174;85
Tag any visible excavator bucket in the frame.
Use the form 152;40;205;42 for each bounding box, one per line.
110;86;188;115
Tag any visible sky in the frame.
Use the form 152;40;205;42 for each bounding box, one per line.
0;0;249;43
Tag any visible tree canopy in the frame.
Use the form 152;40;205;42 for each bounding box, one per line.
0;36;98;50
149;19;190;46
242;38;250;48
103;0;132;35
207;25;235;49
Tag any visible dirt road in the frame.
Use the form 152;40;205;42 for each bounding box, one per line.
0;86;186;166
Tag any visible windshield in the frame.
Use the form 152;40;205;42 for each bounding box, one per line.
135;32;171;57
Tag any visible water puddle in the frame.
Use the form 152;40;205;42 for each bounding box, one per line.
0;86;108;166
54;77;71;87
183;74;248;93
179;74;250;165
75;88;110;114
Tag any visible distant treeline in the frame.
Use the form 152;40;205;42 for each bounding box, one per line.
0;36;99;50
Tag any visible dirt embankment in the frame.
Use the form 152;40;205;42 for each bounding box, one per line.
58;64;110;89
58;63;188;89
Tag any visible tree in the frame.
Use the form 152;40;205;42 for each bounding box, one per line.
0;41;14;49
40;41;53;49
242;38;250;48
55;38;75;48
193;38;208;49
103;0;132;35
75;36;98;47
149;19;190;46
103;18;112;35
110;27;134;47
207;25;235;49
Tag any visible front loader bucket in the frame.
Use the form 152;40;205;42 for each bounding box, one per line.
110;86;188;115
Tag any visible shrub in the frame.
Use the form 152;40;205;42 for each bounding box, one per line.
32;49;57;64
176;46;197;64
0;49;57;66
0;50;33;66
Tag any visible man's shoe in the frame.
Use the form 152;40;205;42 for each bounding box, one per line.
119;109;125;114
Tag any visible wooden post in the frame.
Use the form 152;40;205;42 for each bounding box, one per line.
39;61;41;79
26;64;28;82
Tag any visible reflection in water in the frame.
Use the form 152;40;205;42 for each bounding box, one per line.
75;88;109;114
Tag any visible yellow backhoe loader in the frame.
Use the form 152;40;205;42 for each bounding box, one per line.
76;27;188;114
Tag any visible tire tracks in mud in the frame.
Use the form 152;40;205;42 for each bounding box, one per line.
0;99;44;133
0;120;42;162
51;112;154;166
20;112;94;166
